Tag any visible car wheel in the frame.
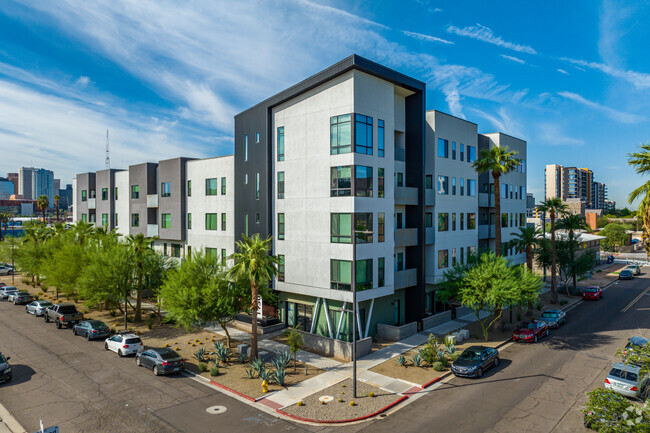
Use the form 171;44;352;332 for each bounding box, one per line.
118;349;123;357
104;342;109;351
494;357;499;368
56;320;61;329
476;368;483;378
534;335;538;343
136;356;141;367
44;315;49;323
153;366;160;376
86;333;91;341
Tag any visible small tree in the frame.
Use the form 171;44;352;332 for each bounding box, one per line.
37;195;49;222
286;326;304;372
599;223;629;252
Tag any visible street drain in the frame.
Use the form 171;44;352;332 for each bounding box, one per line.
379;414;387;418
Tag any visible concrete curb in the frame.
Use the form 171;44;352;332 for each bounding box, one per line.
0;401;26;433
420;374;448;389
208;380;256;402
275;395;409;424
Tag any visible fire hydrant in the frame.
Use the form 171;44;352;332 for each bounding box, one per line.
261;380;269;393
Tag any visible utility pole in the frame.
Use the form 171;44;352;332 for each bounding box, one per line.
542;211;547;282
105;130;110;169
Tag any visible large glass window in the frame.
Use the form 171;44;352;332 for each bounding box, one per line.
187;180;191;197
425;175;433;189
101;188;108;200
426;212;433;228
101;213;108;226
378;168;384;198
221;213;226;231
331;166;352;196
205;178;218;196
355;213;373;244
206;213;218;230
161;213;171;229
221;177;226;195
355;114;373;155
378;212;385;242
330;114;352;154
331;213;352;243
331;260;352;291
171;244;181;258
89;213;96;223
278;213;285;240
468;179;476;196
187;213;192;230
131;213;139;227
81;190;87;201
356;259;372;291
277;172;285;199
277;127;285;161
452;141;456;159
160;182;171;198
438;213;449;231
437;175;449;195
378;119;384;157
468;146;476;162
355;166;373;197
438;249;448;269
378;257;385;287
255;173;260;200
468;213;476;229
278;255;285;282
438;138;448;158
131;185;139;199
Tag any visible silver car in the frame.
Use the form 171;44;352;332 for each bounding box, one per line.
25;300;54;316
0;286;18;300
0;267;13;276
604;362;648;398
538;309;567;329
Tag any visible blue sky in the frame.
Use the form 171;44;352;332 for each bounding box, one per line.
0;0;649;207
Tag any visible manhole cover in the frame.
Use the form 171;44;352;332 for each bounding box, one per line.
206;405;227;414
318;395;334;403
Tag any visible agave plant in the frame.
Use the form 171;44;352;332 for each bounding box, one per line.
193;347;208;363
410;353;423;367
396;355;407;366
273;351;292;370
249;357;265;374
245;367;256;379
258;365;271;382
238;352;248;363
273;366;287;386
214;344;231;365
436;349;447;364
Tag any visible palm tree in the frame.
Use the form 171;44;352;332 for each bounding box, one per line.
0;212;10;241
473;145;521;256
72;221;95;246
228;234;278;360
509;226;539;272
37;195;49;223
556;214;591;294
538;198;568;304
627;144;650;256
126;233;157;322
54;195;60;222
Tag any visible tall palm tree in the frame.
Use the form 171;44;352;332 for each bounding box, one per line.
126;233;157;322
228;234;278;360
556;214;590;294
509;226;539;272
627;144;650;256
0;212;10;241
54;195;60;222
538;198;568;304
473;145;521;256
37;195;49;223
73;221;95;246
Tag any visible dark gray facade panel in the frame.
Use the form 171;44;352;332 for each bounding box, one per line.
75;172;95;222
129;162;158;236
96;169;121;230
158;157;193;241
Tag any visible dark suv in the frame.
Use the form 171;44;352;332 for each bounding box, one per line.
0;352;11;384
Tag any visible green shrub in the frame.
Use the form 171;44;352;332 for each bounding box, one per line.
146;318;153;330
409;353;423;367
396;355;407;366
420;334;439;365
198;362;208;372
193;347;208;363
109;310;116;317
535;301;544;310
432;361;446;371
273;366;287;386
209;365;219;376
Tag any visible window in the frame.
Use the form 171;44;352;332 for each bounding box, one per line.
356;259;372;290
378;257;385;287
452;141;456;159
438;176;449;195
520;213;526;226
206;248;218;259
205;178;218;195
161;213;171;229
438;138;448;158
206;213;218;230
469;246;476;256
425;175;433;189
438;249;448;269
221;213;226;231
244;134;248;161
355;213;373;244
101;213;108;226
468;213;476;229
221;249;227;265
331;213;352;243
520;186;525;199
255;173;260;200
460;178;464;196
502;213;508;228
378;168;384;198
330;114;352;154
244;174;248;184
187;180;191;197
426;212;433;228
355;166;373;197
460;247;464;264
256;132;260;143
396;252;404;271
90;189;96;199
88;213;96;223
378;212;385;242
163;243;167;256
355;114;373;155
521;159;526;173
171;244;181;258
131;213;139;227
452;213;457;231
460;212;464;230
131;185;139;199
278;213;285;240
221;177;226;195
396;212;403;229
255;212;260;224
467;146;476;162
278;255;285;282
452;177;456;195
510;213;513;227
101;188;108;200
460;143;464;161
244;213;248;236
452;248;457;266
331;166;352;196
438;213;449;231
509;184;513;199
467;179;476;196
277;172;285;199
115;213;118;227
187;213;192;230
397;172;404;187
277;127;285;161
378;119;385;157
331;260;352;291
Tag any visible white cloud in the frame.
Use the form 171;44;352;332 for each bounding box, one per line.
557;69;569;75
447;23;537;54
561;57;650;89
75;76;90;88
402;30;454;45
500;54;525;65
558;91;643;124
470;107;524;138
535;122;585;146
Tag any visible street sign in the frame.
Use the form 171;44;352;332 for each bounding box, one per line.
33;427;58;433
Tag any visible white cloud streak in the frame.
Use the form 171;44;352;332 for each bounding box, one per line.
561;57;650;89
558;91;643;124
402;30;454;45
500;54;525;65
447;23;537;54
557;69;569;75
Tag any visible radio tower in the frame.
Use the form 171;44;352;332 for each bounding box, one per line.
105;130;110;169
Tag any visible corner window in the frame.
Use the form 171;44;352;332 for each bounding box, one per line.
438;138;448;158
221;177;226;195
355;213;373;244
187;180;191;197
277;172;284;199
378;257;385;287
278;255;285;282
330;114;352;155
378;119;385;157
355;114;373;155
438;213;449;231
468;179;476;197
331;213;352;243
161;182;171;198
206;178;218;196
277;127;285;161
438;249;448;269
378;212;385;242
221;213;226;231
331;259;352;291
426;213;433;228
355;166;373;197
131;213;139;227
378;168;384;198
131;186;140;199
356;259;372;291
277;213;285;240
437;176;449;195
425;175;433;189
187;213;192;230
206;213;218;230
161;213;171;229
331;166;352;197
468;145;476;162
101;188;108;200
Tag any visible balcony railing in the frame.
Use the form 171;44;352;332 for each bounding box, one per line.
87;198;96;210
147;194;158;208
478;224;495;240
479;193;494;208
394;268;417;289
426;227;435;245
395;186;418;206
395;228;418;247
147;224;159;237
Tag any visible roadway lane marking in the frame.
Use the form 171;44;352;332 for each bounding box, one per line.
621;287;650;313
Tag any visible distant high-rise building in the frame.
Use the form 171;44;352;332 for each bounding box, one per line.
18;167;35;199
32;169;55;206
6;173;18;195
605;199;616;212
591;181;607;211
0;178;14;200
545;164;607;211
54;179;61;194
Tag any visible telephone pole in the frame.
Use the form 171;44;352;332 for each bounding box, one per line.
105;130;110;169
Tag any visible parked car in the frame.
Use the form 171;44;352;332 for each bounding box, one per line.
538;310;567;329
135;348;185;376
104;332;144;357
624;264;641;276
0;282;6;287
583;286;603;301
619;269;634;280
623;336;650;365
72;320;111;340
450;346;499;378
25;300;53;316
44;303;83;329
8;291;33;305
0;352;10;384
604;362;649;399
0;267;13;276
512;320;549;343
0;286;18;300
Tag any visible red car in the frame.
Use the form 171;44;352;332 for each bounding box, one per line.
512;320;549;343
583;286;602;301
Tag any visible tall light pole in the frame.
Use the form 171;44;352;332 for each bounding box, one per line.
542;211;547;282
11;214;15;287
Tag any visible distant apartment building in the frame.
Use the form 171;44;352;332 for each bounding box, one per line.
73;55;528;340
544;164;606;211
18;167;55;206
526;193;535;218
592;181;606;211
0;178;14;200
605;199;616;212
6;173;18;195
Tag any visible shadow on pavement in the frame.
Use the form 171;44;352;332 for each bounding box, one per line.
3;364;36;386
544;332;616;352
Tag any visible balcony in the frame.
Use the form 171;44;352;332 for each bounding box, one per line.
479;193;494;208
395;187;418;206
147;224;159;237
394;268;417;289
478;224;495;240
426;227;435;244
87;198;96;210
425;189;435;206
147;194;158;208
395;228;418;247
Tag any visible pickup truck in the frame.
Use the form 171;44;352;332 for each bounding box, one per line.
44;303;83;329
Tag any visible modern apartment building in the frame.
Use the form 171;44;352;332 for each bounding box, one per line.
74;55;527;341
545;164;607;211
592;181;607;211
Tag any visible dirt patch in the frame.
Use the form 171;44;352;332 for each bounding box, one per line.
281;377;402;422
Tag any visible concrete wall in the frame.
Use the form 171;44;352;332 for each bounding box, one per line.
422;310;451;330
114;171;129;235
376;322;417;341
297;330;372;361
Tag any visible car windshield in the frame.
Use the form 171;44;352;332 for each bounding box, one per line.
90;322;108;329
58;306;77;314
459;350;481;361
541;312;558;318
621;270;631;274
609;368;638;382
160;352;179;360
40;301;53;307
586;288;598;292
125;338;141;344
16;292;29;296
525;323;538;329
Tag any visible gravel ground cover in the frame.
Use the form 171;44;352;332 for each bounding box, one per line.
282;378;402;421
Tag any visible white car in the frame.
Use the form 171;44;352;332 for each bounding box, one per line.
25;300;54;316
104;332;144;357
0;286;18;300
0;267;13;276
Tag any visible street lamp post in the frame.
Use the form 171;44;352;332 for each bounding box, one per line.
11;215;15;286
542;211;547;282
